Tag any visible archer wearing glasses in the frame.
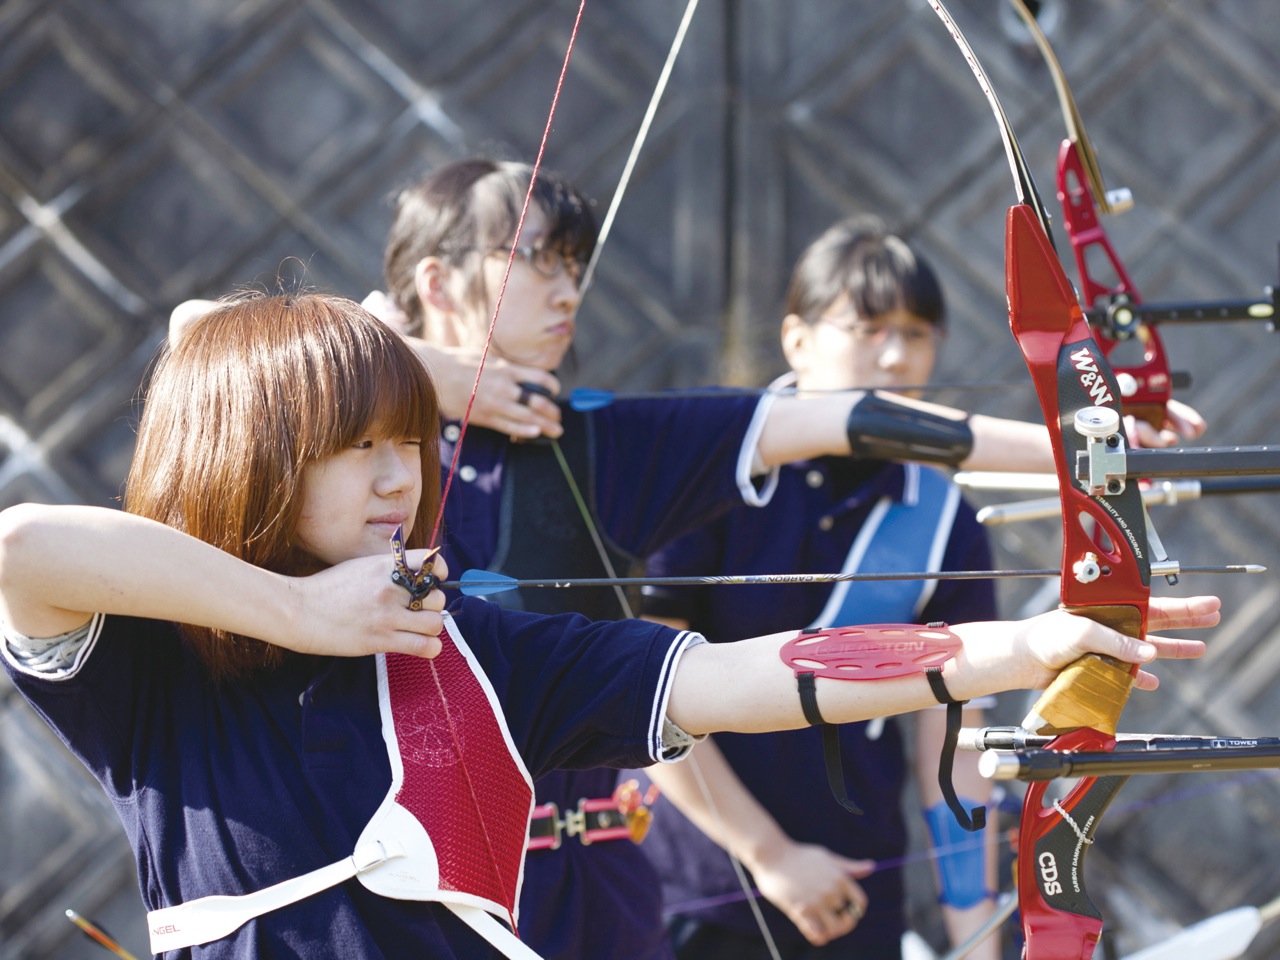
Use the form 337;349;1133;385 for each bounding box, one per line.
493;243;586;283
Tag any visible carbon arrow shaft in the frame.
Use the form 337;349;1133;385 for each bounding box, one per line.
445;568;1062;592
443;564;1262;595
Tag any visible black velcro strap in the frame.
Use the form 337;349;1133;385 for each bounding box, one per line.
797;671;863;815
925;665;985;830
925;665;962;705
797;671;826;726
936;700;986;833
820;724;863;815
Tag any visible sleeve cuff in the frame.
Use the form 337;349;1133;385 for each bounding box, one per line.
738;394;780;507
2;614;103;680
651;631;709;762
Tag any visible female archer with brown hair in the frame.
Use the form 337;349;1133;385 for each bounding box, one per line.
0;291;1215;960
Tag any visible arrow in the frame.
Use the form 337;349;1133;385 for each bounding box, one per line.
449;567;1061;596
65;909;140;960
443;564;1263;597
566;382;1028;412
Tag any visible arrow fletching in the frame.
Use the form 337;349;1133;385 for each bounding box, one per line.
567;387;615;411
456;570;522;596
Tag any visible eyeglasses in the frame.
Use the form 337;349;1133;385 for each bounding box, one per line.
488;244;586;282
820;315;940;347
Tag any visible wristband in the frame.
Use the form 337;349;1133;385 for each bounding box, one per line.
845;391;974;466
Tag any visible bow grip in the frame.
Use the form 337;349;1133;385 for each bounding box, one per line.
1022;603;1143;737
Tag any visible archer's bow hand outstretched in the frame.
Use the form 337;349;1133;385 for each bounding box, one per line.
1007;595;1216;694
666;598;1216;737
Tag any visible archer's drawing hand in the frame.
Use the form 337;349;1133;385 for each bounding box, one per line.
1014;595;1216;691
359;289;564;440
1127;397;1207;448
477;360;563;441
419;342;563;440
749;839;873;946
287;551;449;659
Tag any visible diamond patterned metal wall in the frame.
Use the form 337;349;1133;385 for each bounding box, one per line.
1;1;1277;958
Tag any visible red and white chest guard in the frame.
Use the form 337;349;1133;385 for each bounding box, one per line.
357;615;535;928
375;527;535;929
147;614;542;959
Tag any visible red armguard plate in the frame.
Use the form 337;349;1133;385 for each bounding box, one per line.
780;624;961;680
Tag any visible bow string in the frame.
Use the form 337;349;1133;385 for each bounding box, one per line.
390;1;590;937
546;2;788;954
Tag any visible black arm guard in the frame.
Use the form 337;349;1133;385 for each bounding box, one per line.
845;391;974;466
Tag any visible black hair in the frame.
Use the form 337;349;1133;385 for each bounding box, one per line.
784;215;945;327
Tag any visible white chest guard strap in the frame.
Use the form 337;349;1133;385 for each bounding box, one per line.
147;840;402;953
148;860;542;958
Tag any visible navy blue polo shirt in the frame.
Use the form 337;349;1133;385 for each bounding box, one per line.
3;598;695;960
437;394;771;575
435;394;774;960
639;458;996;954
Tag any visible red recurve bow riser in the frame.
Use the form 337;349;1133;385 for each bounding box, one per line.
1007;203;1153;959
1058;141;1173;430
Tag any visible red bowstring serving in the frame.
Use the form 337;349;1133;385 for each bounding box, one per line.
416;1;587;926
430;1;588;550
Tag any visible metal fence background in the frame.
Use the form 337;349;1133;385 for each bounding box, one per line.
1;1;1277;957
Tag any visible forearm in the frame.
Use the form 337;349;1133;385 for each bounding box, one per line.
405;339;561;437
754;395;852;467
941;795;1001;958
967;413;1053;473
756;394;1051;472
645;740;791;872
943;900;1000;960
405;340;482;421
668;624;1026;737
0;504;293;641
0;504;447;660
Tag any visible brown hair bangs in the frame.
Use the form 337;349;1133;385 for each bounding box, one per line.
125;293;440;681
